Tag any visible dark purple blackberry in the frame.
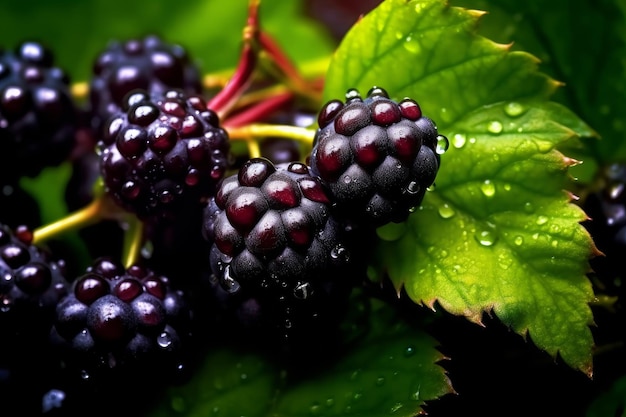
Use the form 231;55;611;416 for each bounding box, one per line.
202;158;358;352
89;34;203;134
49;257;193;381
0;41;78;181
97;89;231;220
0;224;69;338
309;86;446;227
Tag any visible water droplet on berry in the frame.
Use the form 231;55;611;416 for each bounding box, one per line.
405;181;420;195
221;265;241;293
480;180;496;197
487;120;503;134
504;102;526;117
452;133;466;148
157;331;173;348
0;296;12;312
330;244;350;263
293;282;312;299
438;204;455;219
345;88;361;102
435;135;449;154
474;229;498;246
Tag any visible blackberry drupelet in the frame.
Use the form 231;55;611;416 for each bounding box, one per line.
49;257;193;381
202;158;357;353
309;86;446;227
98;89;231;220
0;41;78;182
89;34;203;134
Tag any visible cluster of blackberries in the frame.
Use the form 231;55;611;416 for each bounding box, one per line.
0;34;445;416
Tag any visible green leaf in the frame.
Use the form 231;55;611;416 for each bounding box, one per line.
0;0;334;82
324;0;597;374
449;0;626;171
585;375;626;417
148;299;453;417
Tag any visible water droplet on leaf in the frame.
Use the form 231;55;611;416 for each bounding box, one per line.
487;120;503;134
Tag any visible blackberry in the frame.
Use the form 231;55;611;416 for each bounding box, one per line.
89;34;203;134
49;257;193;381
309;86;446;227
98;89;231;220
0;223;69;414
202;158;358;352
0;41;78;181
0;224;69;343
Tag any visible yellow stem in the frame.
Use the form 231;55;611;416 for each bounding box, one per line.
122;218;145;269
228;123;315;144
33;196;106;244
228;123;316;160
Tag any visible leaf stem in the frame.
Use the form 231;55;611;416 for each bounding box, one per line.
32;194;119;244
122;217;145;269
206;0;261;118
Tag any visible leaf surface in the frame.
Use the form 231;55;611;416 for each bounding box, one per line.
324;0;597;374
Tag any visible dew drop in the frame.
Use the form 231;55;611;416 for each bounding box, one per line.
376;377;386;386
504;102;526;117
487;120;503;134
404;345;416;357
403;35;421;53
405;180;420;195
514;236;524;246
524;202;535;213
551;239;559;248
310;403;321;415
452;133;466;148
436;135;449;154
536;215;548;225
438;204;455;219
221;265;241;293
474;229;498;246
157;331;173;349
480;180;496;197
330;244;350;263
326;398;335;408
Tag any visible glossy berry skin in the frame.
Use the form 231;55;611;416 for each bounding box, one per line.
203;158;356;349
50;257;192;378
0;224;69;343
309;87;445;227
98;89;231;220
0;41;77;182
89;34;203;133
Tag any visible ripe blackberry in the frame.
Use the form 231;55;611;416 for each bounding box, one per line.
309;86;446;227
89;34;203;134
49;257;193;381
0;224;69;341
97;89;231;220
202;158;358;352
0;41;78;181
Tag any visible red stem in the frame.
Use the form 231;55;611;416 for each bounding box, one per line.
207;0;261;115
223;90;295;128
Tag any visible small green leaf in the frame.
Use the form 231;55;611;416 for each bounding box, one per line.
585;375;626;417
324;0;597;374
148;298;452;417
